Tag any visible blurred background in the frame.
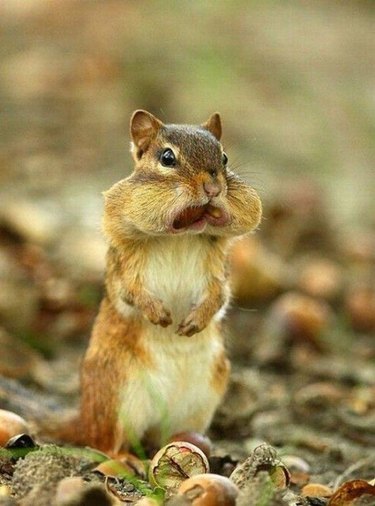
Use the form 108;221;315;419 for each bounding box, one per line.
1;0;375;233
0;0;374;432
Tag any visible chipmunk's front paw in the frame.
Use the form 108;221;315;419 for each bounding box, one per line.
144;300;172;327
177;312;206;337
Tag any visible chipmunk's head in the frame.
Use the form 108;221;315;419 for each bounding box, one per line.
104;110;261;239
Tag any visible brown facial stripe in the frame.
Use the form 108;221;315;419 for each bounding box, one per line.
160;125;224;173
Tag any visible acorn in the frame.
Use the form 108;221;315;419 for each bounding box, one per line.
177;473;239;505
168;432;212;458
267;291;333;349
0;410;30;447
301;483;333;498
230;444;290;491
149;442;209;494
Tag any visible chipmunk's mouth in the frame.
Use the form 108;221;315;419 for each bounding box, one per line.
171;204;229;232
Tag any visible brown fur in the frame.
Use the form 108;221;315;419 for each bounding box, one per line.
74;110;262;453
211;348;231;395
80;298;151;451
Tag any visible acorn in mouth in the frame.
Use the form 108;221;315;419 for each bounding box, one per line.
172;204;226;230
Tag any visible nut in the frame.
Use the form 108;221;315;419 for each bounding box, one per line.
149;442;209;493
268;292;333;348
230;444;290;490
0;410;30;447
301;483;332;498
168;432;212;458
177;474;239;505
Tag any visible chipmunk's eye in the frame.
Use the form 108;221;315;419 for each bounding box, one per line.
222;152;228;166
160;148;176;167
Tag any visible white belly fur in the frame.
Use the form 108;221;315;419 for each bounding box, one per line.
118;324;224;443
117;236;226;444
144;235;208;322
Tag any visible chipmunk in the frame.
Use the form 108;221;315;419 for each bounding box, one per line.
77;110;262;454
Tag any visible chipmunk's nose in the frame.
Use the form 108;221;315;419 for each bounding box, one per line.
203;181;221;198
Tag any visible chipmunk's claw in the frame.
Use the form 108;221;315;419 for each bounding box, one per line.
177;316;202;337
159;311;173;327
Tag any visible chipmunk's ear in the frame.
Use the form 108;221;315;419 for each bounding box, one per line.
130;110;163;160
202;112;222;141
